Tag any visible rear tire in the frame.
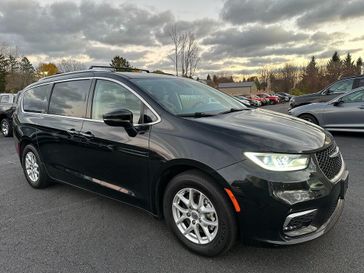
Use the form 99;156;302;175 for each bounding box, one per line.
22;144;51;189
1;118;12;137
299;114;319;125
163;170;238;256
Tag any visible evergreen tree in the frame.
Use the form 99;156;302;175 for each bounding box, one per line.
356;57;363;75
212;75;218;84
326;51;342;83
300;56;320;93
206;74;211;81
19;57;35;89
7;55;19;73
110;56;132;71
342;53;356;77
19;57;35;74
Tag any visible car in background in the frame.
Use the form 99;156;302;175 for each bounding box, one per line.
289;75;364;109
0;92;20;137
257;93;280;104
248;95;268;105
234;96;251;107
238;95;262;107
289;87;364;132
275;92;291;102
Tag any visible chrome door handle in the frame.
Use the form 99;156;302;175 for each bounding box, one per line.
67;128;77;134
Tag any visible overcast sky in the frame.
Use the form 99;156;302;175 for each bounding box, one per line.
1;0;364;77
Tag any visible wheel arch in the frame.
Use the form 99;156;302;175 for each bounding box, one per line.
298;112;320;125
152;159;232;218
19;137;36;163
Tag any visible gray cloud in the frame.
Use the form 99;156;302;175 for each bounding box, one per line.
316;48;363;59
203;25;309;48
201;25;322;61
0;0;175;54
350;35;364;42
155;18;220;45
245;57;290;67
221;0;364;28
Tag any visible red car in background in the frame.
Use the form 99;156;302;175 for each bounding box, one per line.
248;95;269;105
257;93;280;104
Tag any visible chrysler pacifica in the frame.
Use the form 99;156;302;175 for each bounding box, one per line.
13;68;348;256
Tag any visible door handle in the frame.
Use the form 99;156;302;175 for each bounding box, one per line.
80;131;95;138
67;128;77;134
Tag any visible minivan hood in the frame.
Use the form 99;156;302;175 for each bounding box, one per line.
191;109;328;153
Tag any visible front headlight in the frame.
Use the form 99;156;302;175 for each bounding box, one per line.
244;152;309;171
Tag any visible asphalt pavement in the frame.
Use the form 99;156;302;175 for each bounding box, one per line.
1;104;363;273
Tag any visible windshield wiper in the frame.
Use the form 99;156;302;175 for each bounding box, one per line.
177;112;216;118
218;108;246;115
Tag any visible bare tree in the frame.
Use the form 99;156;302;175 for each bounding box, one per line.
57;59;86;73
168;25;201;77
168;25;181;76
259;66;271;91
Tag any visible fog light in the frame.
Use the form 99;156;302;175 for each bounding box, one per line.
270;182;317;205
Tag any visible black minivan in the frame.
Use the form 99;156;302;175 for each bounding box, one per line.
13;68;348;256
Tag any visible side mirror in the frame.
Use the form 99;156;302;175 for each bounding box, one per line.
103;109;137;137
333;99;343;106
322;89;331;95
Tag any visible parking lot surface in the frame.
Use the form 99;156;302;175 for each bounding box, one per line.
1;104;363;273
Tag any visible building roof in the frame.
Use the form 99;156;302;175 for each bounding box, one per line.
218;82;255;89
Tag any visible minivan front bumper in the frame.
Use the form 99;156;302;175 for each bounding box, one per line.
217;156;349;245
267;197;344;245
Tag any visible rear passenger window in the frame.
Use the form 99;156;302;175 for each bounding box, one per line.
92;80;142;124
23;85;50;113
358;78;364;88
49;80;91;118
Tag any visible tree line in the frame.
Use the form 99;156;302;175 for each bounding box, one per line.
0;45;88;93
206;52;363;95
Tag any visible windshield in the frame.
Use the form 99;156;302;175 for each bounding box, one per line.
131;77;246;116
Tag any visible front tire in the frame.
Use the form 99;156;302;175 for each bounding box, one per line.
22;144;51;189
1;118;12;137
299;114;319;125
163;170;237;256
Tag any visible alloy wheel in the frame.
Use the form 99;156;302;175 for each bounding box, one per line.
1;120;9;136
25;151;40;183
172;188;218;245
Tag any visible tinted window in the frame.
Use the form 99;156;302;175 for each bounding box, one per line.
49;80;91;118
342;90;364;103
92;80;142;124
329;79;354;93
358;78;364;88
131;78;245;115
23;86;50;113
0;95;10;103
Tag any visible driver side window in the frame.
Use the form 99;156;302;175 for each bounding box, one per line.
92;80;142;124
328;79;354;94
341;90;364;103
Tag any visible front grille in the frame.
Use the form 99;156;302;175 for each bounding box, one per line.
315;144;343;180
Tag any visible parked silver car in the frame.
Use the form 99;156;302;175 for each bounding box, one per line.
289;87;364;132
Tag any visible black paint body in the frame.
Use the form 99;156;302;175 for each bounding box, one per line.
13;71;348;244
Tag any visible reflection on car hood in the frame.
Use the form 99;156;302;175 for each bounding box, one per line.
292;92;322;101
289;102;327;115
192;109;328;153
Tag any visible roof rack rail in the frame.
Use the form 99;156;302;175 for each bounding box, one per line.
88;65;150;73
339;74;364;80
